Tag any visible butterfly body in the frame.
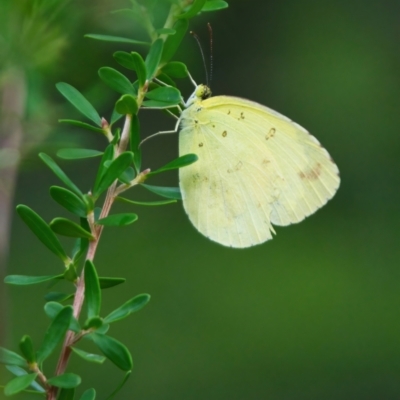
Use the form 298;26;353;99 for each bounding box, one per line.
179;85;340;248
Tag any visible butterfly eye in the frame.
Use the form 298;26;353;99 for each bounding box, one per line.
195;84;212;100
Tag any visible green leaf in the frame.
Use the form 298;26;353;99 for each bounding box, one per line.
0;347;26;367
58;120;105;134
93;144;114;193
113;51;136;70
39;153;82;196
44;302;80;333
64;263;78;282
115;94;138;115
99;277;126;289
56;83;102;127
50;186;87;218
83;316;103;330
71;348;105;364
202;0;229;11
58;388;76;400
98;67;136;96
44;292;74;302
50;218;95;240
47;373;81;389
144;86;181;108
5;366;44;392
4;274;63;285
16;205;69;263
141;184;182;200
97;213;138;227
156;72;177;88
179;0;206;19
4;373;38;396
85;34;149;46
79;388;96;400
131;52;147;88
104;371;131;400
93;152;134;199
130;115;141;173
116;197;176;206
145;39;163;80
57;149;103;160
72;237;89;264
161;61;188;78
110;108;124;125
104;294;150;324
91;334;132;371
37;306;73;364
19;336;35;364
85;260;101;319
119;166;135;184
148;153;198;176
161;19;188;64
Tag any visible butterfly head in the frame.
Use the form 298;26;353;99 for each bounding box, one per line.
185;84;212;107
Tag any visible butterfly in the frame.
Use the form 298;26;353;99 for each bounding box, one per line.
178;84;340;248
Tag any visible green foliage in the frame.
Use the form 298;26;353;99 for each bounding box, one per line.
2;0;229;398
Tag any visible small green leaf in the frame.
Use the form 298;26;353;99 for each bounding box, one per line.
83;317;103;330
37;306;73;363
115;95;138;115
94;152;134;199
113;51;136;70
130;115;141;173
104;294;150;324
4;274;63;285
57;149;103;160
85;260;101;319
56;83;102;126
161;19;188;63
4;373;38;396
50;186;87;218
145;39;163;80
58;388;76;400
104;371;131;400
148;153;198;176
93;144;114;193
161;61;188;78
64;263;78;282
50;218;95;240
19;336;35;364
58;120;105;134
179;0;206;19
110;108;124;125
91;334;132;371
202;0;229;12
47;373;81;389
5;366;44;392
44;292;74;302
16;205;69;263
72;237;89;264
85;34;149;46
141;184;182;200
116;197;176;206
99;277;126;289
131;52;147;88
97;213;138;227
71;347;106;364
0;347;26;367
39;153;82;196
79;388;96;400
99;67;136;96
119;166;135;184
144;86;181;108
44;302;80;333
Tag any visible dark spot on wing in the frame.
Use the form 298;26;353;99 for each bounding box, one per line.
222;130;227;137
198;142;203;147
265;128;276;140
299;162;322;180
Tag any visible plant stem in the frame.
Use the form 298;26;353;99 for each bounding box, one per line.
48;114;132;400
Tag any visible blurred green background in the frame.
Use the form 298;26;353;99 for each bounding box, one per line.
2;0;400;399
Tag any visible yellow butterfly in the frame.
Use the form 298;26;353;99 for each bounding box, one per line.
178;84;340;248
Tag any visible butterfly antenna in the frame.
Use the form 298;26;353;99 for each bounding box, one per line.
207;23;213;87
190;30;209;87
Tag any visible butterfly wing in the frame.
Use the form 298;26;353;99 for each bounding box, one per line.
179;95;340;248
